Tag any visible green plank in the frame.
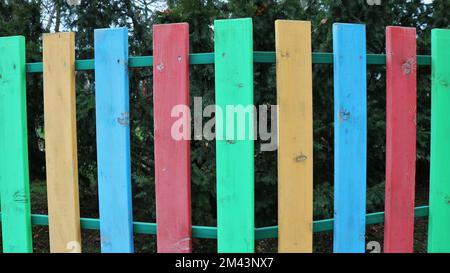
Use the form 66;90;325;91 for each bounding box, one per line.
0;36;33;253
24;52;432;73
214;18;255;253
428;29;450;253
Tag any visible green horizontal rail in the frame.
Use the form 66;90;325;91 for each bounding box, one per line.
0;205;428;240
25;52;431;73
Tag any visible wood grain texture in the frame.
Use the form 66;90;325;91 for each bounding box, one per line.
332;23;367;253
0;36;33;253
384;26;417;253
214;18;255;253
153;23;192;253
94;27;134;253
43;32;81;253
275;20;313;253
428;29;450;253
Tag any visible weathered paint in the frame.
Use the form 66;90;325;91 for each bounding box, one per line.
384;26;417;253
94;27;134;253
275;20;313;253
153;23;192;253
214;18;255;253
332;23;367;253
0;36;33;253
43;32;81;253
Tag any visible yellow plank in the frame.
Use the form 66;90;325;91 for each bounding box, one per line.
43;32;81;253
276;20;313;253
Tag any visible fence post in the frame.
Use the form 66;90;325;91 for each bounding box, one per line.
384;26;417;253
214;18;255;253
0;36;33;253
428;29;450;253
275;20;313;253
94;27;134;253
332;23;367;253
43;32;81;253
153;23;192;253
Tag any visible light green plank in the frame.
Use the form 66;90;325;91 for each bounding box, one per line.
214;18;255;253
428;29;450;253
0;36;33;253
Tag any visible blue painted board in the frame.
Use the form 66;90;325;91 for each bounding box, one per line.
332;23;367;253
94;27;134;253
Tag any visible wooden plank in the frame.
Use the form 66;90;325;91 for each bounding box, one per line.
275;20;313;253
428;29;450;253
43;32;81;253
384;26;417;253
153;23;192;253
214;18;255;253
332;23;367;253
94;28;134;253
0;36;33;253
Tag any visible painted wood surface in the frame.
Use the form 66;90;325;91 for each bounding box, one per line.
275;20;313;253
428;29;450;253
332;23;367;253
94;28;134;253
0;36;33;253
384;26;417;253
43;32;81;253
153;23;192;253
214;18;255;253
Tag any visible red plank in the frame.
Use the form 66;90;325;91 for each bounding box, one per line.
153;23;192;253
384;26;417;253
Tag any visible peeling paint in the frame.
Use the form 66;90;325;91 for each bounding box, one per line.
175;237;191;252
156;62;164;71
401;57;415;75
295;154;307;162
339;108;351;121
117;112;130;126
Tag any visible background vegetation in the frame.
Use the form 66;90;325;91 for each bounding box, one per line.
0;0;449;252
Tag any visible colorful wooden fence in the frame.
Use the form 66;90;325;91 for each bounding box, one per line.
0;19;448;253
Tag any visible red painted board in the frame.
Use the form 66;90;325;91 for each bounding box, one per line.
153;23;192;253
384;26;417;253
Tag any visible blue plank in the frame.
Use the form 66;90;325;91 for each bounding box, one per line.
94;27;134;253
332;23;367;253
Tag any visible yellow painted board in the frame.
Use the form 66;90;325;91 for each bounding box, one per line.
275;20;313;253
43;32;81;253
